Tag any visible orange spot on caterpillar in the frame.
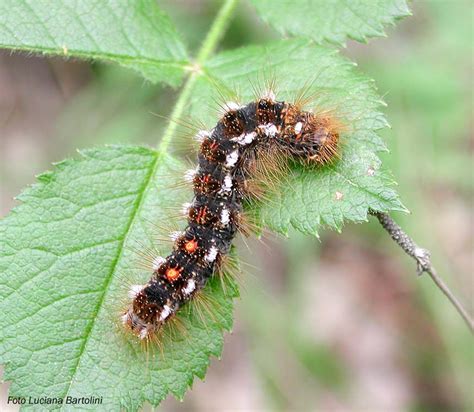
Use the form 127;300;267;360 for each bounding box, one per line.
166;267;182;282
184;239;198;253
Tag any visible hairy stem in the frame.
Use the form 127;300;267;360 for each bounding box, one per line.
158;0;239;152
371;211;473;334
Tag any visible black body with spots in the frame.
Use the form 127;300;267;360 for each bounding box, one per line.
122;97;340;339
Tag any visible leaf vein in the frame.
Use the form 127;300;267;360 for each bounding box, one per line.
58;151;160;407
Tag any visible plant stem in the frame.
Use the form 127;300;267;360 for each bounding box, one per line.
371;211;474;334
157;73;198;153
196;0;239;65
158;0;239;152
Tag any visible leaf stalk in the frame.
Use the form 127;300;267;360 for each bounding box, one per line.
158;0;239;151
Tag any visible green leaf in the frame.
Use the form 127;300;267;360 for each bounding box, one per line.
0;146;237;410
189;38;407;235
249;0;411;45
0;0;189;86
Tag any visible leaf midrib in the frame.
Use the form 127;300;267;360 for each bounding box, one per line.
59;150;160;407
0;43;189;69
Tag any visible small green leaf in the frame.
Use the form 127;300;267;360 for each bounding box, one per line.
249;0;411;45
0;0;189;86
0;146;236;410
189;38;406;235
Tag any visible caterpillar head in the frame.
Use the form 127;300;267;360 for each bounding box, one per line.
289;114;340;164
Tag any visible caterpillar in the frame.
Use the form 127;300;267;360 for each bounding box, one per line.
121;90;340;340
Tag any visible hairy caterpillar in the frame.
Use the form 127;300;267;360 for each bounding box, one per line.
121;90;340;341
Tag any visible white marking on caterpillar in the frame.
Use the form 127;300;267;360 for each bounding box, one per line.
294;122;303;134
159;305;172;321
152;256;166;271
139;328;149;340
220;208;230;225
263;90;276;101
170;231;183;241
184;168;197;183
121;312;129;325
258;123;278;137
225;150;239;167
205;246;218;263
232;131;256;145
128;284;145;299
224;101;241;112
231;133;243;142
181;202;192;215
244;131;256;144
194;130;210;143
183;278;196;295
223;174;232;191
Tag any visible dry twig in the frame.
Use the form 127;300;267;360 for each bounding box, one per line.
371;210;473;334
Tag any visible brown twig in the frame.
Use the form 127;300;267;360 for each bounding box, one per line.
370;210;473;334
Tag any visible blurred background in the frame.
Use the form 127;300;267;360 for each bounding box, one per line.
0;0;472;411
